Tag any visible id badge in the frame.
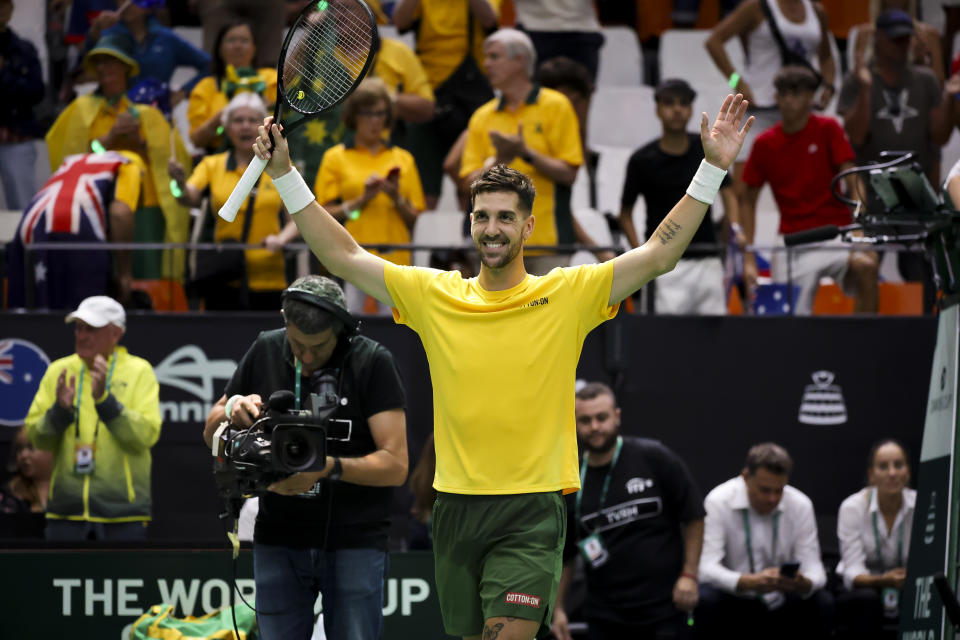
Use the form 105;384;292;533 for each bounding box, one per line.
882;587;899;618
74;444;95;475
760;591;785;610
578;533;609;568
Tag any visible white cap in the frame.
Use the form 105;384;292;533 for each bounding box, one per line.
65;296;126;329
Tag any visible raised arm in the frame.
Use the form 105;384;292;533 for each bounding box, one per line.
608;94;753;305
254;118;395;307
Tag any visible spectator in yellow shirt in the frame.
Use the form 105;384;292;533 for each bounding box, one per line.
314;78;426;314
170;93;289;310
393;0;501;209
186;19;277;154
460;28;583;274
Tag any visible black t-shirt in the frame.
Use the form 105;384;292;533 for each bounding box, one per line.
563;437;706;623
620;134;731;258
223;329;406;550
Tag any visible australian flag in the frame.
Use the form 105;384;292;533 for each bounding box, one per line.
6;152;127;309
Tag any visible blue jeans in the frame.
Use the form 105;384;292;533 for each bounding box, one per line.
0;141;38;211
254;543;388;640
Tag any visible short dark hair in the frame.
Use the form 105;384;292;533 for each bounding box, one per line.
470;164;536;215
773;65;820;93
575;381;617;404
654;78;696;104
744;443;793;476
342;77;395;130
537;56;593;98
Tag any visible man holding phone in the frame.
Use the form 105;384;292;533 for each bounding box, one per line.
696;443;833;639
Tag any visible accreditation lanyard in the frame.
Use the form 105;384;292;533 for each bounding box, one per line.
872;510;905;570
294;359;302;411
742;509;780;574
74;355;118;441
575;436;624;527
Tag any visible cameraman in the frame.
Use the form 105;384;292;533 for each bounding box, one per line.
202;276;408;640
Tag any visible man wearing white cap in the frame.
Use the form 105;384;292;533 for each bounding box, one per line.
25;296;162;540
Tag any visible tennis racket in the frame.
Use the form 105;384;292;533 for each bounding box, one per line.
218;0;378;222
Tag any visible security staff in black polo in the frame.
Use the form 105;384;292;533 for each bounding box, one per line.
203;275;408;640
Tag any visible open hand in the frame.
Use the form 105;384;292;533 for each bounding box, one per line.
700;93;754;172
90;354;109;400
56;369;77;410
489;124;525;163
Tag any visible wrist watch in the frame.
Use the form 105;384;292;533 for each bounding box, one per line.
328;457;343;481
521;149;534;164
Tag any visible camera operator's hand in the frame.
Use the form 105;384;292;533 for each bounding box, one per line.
268;468;330;495
229;394;263;427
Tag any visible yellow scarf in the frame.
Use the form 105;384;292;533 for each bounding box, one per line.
45;95;193;279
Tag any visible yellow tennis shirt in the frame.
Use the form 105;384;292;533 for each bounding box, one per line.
188;152;286;291
384;261;620;495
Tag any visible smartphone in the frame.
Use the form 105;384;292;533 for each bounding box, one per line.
387;166;400;180
779;562;800;578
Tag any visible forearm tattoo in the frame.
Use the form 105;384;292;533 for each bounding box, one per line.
656;219;682;246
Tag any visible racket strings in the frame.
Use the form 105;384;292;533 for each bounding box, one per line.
282;4;374;113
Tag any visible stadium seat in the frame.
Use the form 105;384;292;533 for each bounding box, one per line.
588;86;659;149
131;279;189;312
596;26;643;87
411;210;465;267
812;281;923;315
172;26;202;50
378;24;416;51
659;29;745;117
0;210;19;243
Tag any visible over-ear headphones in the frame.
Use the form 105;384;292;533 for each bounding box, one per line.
282;287;360;338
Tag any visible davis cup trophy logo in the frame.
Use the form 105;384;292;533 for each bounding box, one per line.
0;339;51;426
798;370;848;426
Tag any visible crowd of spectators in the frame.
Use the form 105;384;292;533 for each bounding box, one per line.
4;0;960;315
0;3;947;639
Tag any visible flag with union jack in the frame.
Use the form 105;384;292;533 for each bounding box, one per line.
5;152;129;310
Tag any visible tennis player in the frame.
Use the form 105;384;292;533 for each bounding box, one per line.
253;93;753;640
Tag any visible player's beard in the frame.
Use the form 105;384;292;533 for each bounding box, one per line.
580;431;618;455
475;235;521;270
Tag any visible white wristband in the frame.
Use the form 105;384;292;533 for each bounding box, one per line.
225;394;244;420
272;167;315;214
686;159;727;204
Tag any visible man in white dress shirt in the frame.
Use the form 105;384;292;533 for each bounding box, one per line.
695;443;834;639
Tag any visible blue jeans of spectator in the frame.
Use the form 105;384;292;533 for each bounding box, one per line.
0;141;38;211
254;543;388;640
45;520;148;541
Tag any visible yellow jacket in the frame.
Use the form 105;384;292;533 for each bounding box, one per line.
25;346;162;522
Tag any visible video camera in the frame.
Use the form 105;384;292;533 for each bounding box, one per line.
211;373;349;500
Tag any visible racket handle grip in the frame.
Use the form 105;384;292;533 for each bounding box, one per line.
218;155;269;222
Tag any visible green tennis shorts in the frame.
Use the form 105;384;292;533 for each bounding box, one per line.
432;491;567;638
